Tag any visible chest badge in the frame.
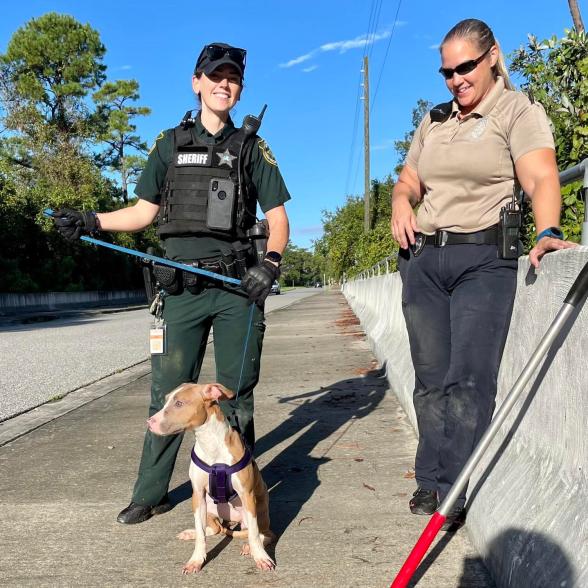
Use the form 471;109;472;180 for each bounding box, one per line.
470;117;488;140
217;149;237;168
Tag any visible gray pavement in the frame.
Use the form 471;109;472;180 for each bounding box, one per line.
0;289;494;588
0;289;314;422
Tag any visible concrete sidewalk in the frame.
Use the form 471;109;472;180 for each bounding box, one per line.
0;290;494;588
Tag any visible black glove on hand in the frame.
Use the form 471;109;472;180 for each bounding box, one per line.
53;208;99;242
241;260;280;306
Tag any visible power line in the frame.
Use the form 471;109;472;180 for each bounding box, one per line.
363;0;378;57
370;0;403;115
344;69;363;196
367;0;384;62
345;0;385;197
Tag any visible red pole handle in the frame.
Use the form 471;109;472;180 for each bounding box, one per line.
390;512;446;588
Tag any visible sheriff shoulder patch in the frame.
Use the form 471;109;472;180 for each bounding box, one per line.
258;138;277;166
148;131;165;155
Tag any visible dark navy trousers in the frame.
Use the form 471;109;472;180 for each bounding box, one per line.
398;243;517;507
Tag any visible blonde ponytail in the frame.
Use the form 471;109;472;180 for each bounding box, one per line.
493;42;515;90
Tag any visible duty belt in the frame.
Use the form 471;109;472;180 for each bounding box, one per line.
422;226;498;247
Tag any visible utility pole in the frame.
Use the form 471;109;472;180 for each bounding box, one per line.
363;56;370;233
568;0;585;32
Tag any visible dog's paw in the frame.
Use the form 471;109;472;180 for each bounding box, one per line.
182;559;204;574
177;529;196;541
254;553;276;571
240;543;251;557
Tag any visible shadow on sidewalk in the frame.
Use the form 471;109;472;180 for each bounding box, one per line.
254;364;388;538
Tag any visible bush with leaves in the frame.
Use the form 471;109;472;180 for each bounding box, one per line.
510;29;587;244
0;13;155;293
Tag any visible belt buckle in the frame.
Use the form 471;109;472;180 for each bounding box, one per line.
434;230;448;247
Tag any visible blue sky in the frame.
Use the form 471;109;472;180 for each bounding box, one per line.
0;0;581;248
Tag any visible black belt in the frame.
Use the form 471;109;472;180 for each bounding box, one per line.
422;226;498;247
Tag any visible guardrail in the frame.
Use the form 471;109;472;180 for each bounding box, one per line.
352;158;588;281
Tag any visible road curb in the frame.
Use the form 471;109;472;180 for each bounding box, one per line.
0;361;151;447
0;292;316;447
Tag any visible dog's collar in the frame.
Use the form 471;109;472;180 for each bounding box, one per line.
191;444;252;504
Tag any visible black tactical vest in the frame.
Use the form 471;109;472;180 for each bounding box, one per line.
157;124;256;240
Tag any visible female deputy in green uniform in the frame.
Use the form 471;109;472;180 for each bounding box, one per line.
390;19;576;531
53;42;291;524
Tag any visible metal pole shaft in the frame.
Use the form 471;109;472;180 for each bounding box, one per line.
439;302;575;515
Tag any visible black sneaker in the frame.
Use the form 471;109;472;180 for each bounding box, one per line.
117;497;172;525
441;506;466;532
409;487;438;515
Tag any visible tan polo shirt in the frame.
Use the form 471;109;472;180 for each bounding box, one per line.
405;76;555;234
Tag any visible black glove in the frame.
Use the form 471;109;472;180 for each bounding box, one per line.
53;208;99;242
241;260;280;306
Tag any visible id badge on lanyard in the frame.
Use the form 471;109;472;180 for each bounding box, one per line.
149;291;167;355
150;323;167;355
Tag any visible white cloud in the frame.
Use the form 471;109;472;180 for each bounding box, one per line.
302;65;318;73
280;52;316;68
320;31;391;54
280;27;394;69
429;43;441;50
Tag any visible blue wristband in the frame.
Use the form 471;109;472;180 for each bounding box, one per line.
536;227;563;243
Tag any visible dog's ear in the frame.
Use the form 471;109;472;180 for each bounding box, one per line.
201;383;236;402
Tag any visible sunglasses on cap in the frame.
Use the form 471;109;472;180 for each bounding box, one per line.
438;46;491;80
200;44;247;67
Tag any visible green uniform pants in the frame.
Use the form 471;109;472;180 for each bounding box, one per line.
132;286;265;506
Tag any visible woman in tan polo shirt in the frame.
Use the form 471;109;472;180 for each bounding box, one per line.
391;18;575;531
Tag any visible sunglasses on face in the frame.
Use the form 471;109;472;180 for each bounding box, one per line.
438;46;491;80
202;44;247;67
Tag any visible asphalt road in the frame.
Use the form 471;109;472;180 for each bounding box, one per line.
0;288;320;422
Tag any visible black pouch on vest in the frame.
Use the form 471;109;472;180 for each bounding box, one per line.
141;250;157;304
183;265;201;295
207;178;236;231
152;264;183;295
232;241;255;278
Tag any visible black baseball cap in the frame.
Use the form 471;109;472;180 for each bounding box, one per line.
194;43;246;79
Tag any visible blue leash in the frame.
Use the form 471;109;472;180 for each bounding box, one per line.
43;208;242;286
235;303;256;401
45;207;257;402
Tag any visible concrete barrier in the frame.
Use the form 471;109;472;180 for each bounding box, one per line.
342;248;588;587
0;289;146;314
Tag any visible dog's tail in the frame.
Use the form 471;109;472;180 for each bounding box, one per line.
220;527;249;539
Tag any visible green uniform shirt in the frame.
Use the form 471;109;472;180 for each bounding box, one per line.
135;112;291;261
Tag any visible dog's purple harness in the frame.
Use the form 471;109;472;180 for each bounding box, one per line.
191;446;252;504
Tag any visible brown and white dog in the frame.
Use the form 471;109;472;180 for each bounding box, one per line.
147;383;275;574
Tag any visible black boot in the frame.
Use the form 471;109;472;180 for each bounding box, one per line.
441;506;466;532
117;497;172;524
409;487;438;515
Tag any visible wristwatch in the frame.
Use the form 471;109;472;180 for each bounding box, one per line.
264;251;282;266
536;227;564;242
